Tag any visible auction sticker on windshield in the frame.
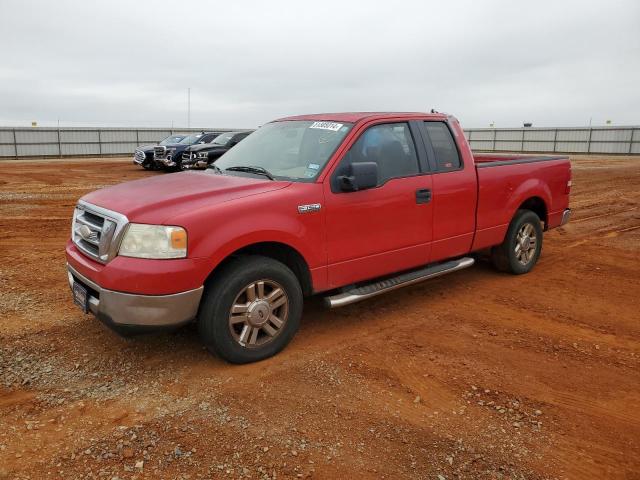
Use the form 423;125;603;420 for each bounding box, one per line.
309;121;343;131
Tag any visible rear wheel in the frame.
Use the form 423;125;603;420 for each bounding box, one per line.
491;209;543;274
198;255;303;363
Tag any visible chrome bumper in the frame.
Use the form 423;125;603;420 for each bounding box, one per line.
561;208;571;225
66;263;203;329
183;160;208;169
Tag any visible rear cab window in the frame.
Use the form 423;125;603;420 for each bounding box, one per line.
424;122;461;172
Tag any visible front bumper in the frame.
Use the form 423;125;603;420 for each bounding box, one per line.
156;154;177;168
183;158;209;169
67;263;203;332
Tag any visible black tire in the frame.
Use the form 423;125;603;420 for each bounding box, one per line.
491;209;543;275
198;255;303;364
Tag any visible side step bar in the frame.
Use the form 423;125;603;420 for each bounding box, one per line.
324;257;475;308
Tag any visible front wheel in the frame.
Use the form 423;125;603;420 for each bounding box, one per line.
198;255;303;363
491;209;543;274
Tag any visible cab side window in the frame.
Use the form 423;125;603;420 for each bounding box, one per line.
235;132;250;143
424;122;461;171
338;123;419;186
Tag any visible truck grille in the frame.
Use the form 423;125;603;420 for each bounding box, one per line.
72;202;129;264
154;146;167;159
134;149;146;163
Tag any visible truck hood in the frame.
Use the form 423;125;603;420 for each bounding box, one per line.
163;144;190;152
136;144;155;152
81;171;290;224
186;143;227;153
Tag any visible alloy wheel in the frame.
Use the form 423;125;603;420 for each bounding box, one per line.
515;223;537;265
228;280;289;348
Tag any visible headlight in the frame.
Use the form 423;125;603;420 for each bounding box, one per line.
118;224;187;259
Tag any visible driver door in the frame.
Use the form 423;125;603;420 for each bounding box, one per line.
323;122;433;288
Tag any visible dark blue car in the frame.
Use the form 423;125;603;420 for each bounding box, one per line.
153;132;220;171
133;134;187;170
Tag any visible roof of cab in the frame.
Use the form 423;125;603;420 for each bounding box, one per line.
274;112;448;123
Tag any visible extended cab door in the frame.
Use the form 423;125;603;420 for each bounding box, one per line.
418;120;477;261
323;121;433;288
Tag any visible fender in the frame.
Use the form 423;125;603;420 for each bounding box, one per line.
507;177;551;224
201;227;317;274
180;191;326;289
472;177;551;251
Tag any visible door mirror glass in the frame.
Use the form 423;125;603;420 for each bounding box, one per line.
338;161;378;192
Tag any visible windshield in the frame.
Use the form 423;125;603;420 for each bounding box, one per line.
159;135;186;145
211;121;352;181
178;133;204;145
212;132;235;146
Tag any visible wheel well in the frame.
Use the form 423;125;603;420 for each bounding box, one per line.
518;197;548;229
207;242;313;296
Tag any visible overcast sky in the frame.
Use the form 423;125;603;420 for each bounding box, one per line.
1;0;638;128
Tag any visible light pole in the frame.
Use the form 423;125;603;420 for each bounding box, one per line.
187;88;191;128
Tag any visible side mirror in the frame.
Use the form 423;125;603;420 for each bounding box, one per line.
338;162;378;192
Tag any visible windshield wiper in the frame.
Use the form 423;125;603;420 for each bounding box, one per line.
225;165;274;180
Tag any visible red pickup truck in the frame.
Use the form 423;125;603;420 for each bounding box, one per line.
66;112;571;363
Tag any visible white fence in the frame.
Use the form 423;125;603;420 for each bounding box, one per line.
463;126;640;154
1;125;639;159
0;127;236;158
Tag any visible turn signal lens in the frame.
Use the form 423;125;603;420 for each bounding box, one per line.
171;229;187;249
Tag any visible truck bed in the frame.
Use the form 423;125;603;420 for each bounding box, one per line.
471;152;571;252
473;153;568;167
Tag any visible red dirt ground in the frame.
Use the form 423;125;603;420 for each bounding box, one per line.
0;155;639;479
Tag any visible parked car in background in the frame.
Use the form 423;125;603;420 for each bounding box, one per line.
182;130;253;169
133;134;187;170
66;111;571;364
154;132;220;171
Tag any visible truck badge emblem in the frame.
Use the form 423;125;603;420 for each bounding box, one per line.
298;203;321;214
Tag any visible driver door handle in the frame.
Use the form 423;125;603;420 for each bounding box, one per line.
415;188;432;204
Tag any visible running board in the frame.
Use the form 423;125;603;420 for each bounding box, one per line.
324;257;475;309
